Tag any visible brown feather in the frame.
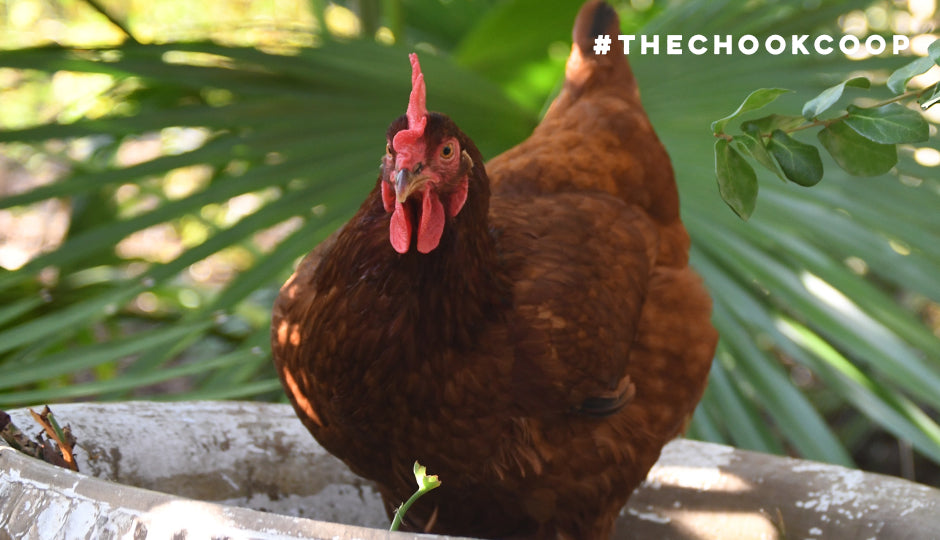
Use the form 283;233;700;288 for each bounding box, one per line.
271;1;717;538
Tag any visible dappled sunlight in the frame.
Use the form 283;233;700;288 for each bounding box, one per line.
840;3;938;60
137;500;258;538
0;199;69;270
115;223;185;264
908;33;940;91
163;165;213;200
797;271;914;356
646;463;752;494
375;26;395;45
910;63;940;89
0;0;317;49
888;239;913;256
925;102;940;123
0;146;70;271
914;146;940;166
161;50;236;69
801;271;862;317
910;0;937;20
799;270;900;341
912;32;940;55
139;500;220;535
619;442;783;540
774;316;854;371
324;4;361;39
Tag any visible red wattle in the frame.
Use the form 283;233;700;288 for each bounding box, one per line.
389;201;411;254
417;190;445;254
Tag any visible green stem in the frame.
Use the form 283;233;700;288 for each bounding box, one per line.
389;461;441;531
714;85;932;142
788;87;927;134
389;487;430;532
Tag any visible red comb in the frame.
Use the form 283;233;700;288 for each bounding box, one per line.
405;53;427;135
392;53;428;165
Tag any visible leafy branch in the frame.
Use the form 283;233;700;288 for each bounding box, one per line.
713;39;940;220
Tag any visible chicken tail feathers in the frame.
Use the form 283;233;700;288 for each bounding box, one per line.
565;1;638;98
575;0;618;52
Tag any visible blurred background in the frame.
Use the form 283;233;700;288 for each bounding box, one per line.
1;0;938;487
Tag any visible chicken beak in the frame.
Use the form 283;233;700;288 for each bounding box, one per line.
394;166;428;203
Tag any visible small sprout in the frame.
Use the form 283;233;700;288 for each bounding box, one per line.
389;461;442;532
413;461;442;491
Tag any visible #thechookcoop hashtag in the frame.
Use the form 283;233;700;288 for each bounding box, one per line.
592;34;913;56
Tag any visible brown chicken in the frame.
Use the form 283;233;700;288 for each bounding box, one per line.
271;1;717;538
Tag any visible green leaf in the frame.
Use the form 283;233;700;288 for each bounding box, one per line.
0;297;44;329
688;401;726;445
887;56;935;94
691;244;854;465
748;213;940;361
700;226;940;464
777;317;940;464
708;358;785;454
747;114;806;133
0;324;210;389
0;286;142;356
413;461;442;491
0;347;262;407
736;121;785;181
158;378;283;402
693;208;940;414
802;76;870;119
817;121;897;177
713;296;853;465
918;83;940;110
844;103;929;144
886;39;940;94
711;88;792;134
758;186;940;302
0;135;240;210
767;130;823;186
715;139;758;220
454;0;581;111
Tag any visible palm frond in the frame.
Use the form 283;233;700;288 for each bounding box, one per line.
1;0;938;479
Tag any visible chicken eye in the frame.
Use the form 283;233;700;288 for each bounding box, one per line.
440;143;454;159
385;143;393;156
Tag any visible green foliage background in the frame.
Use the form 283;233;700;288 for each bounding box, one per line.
1;0;938;484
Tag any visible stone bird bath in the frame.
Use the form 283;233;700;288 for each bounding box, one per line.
2;401;938;539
